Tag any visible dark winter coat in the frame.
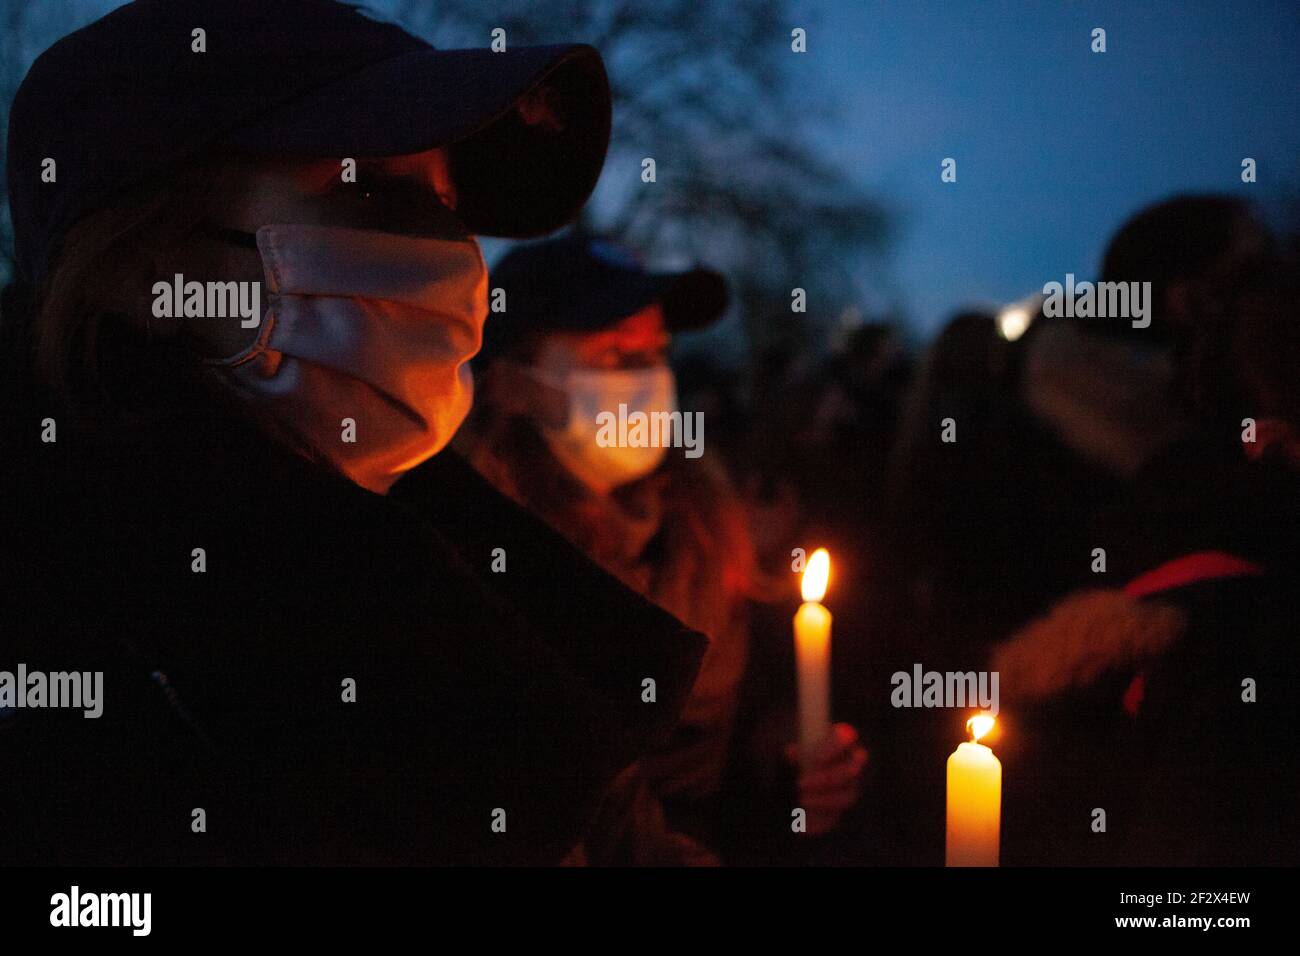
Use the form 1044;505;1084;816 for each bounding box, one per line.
0;375;705;866
991;439;1300;866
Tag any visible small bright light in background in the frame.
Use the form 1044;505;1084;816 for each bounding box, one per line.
995;293;1043;342
996;306;1031;341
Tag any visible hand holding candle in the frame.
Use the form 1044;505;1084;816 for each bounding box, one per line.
794;547;832;767
785;722;869;835
945;712;1001;867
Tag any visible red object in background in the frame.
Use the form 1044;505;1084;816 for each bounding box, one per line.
1119;551;1265;717
1123;550;1264;599
1122;672;1146;717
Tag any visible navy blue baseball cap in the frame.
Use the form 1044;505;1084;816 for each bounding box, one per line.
6;0;612;282
482;236;729;359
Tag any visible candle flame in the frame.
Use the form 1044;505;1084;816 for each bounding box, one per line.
801;548;831;602
967;713;995;743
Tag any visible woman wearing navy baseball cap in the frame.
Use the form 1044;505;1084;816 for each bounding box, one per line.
0;0;704;865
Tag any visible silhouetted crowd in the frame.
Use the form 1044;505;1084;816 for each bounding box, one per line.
688;195;1300;864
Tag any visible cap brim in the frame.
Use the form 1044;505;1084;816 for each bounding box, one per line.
561;267;728;333
553;265;733;332
220;44;610;238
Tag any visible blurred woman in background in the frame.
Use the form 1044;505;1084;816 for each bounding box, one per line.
458;237;869;863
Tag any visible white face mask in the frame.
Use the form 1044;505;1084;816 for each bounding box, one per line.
209;223;487;494
535;364;677;494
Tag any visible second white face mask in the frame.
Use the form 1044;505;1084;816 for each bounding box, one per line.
210;223;488;493
535;364;678;494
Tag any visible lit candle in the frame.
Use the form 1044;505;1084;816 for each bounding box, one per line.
946;713;1001;866
794;548;832;766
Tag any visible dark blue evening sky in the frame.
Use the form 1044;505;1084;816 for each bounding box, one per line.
805;0;1300;336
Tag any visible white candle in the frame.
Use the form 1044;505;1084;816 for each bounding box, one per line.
946;713;1001;866
794;548;832;766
